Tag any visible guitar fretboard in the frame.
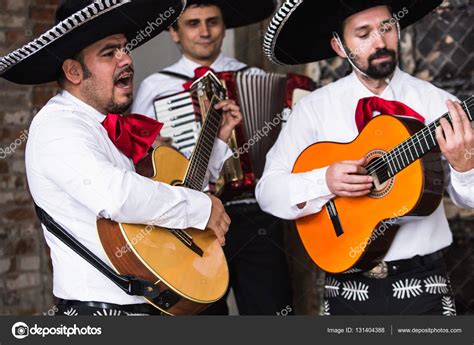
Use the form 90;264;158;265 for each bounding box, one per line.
183;95;222;190
367;96;473;183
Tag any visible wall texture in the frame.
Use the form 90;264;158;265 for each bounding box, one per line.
0;0;58;315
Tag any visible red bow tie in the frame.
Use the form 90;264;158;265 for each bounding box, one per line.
102;113;163;164
355;96;425;132
182;66;217;90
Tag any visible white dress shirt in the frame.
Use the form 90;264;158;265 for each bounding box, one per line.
25;90;231;305
256;67;474;261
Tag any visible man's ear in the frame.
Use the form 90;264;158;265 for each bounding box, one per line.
330;36;348;59
62;59;82;85
169;26;180;44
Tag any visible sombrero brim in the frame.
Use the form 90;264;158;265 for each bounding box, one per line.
167;0;276;29
264;0;442;65
0;0;185;85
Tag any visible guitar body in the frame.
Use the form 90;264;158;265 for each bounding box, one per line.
293;115;445;273
97;146;229;315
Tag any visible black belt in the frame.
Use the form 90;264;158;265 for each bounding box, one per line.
357;249;445;279
57;299;164;315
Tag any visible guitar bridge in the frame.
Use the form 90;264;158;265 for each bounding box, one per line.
326;200;344;237
170;229;204;257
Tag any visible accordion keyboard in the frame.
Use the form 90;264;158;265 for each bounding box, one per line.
153;92;202;158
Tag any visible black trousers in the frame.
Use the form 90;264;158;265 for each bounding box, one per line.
323;255;456;315
202;203;293;315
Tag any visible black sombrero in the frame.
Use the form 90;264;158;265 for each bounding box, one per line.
176;0;277;29
0;0;186;85
263;0;442;65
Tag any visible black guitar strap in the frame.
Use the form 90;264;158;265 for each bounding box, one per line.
157;70;193;81
34;204;160;299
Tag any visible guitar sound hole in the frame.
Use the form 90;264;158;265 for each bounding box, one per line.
365;149;395;199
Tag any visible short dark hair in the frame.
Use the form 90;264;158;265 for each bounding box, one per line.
170;1;222;31
57;50;91;88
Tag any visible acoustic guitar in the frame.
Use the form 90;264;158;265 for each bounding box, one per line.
293;96;473;273
97;73;229;315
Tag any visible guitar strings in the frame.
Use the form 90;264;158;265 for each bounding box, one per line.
366;97;473;174
365;98;473;177
184;95;223;190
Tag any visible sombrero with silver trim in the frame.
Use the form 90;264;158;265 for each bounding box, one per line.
177;0;277;29
263;0;442;65
0;0;186;85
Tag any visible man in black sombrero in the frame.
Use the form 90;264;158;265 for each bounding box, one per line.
257;0;474;315
0;0;245;315
133;0;294;315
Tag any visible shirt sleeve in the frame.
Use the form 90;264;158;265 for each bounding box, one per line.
207;138;232;183
256;98;335;220
31;115;212;230
444;159;474;208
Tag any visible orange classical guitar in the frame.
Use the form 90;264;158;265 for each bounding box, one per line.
293;96;473;273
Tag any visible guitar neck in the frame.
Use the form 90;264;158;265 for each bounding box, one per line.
370;96;473;183
183;95;223;190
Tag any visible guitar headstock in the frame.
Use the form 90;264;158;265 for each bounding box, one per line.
190;70;226;102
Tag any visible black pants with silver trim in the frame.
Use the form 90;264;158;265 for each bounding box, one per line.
54;300;161;316
323;255;456;315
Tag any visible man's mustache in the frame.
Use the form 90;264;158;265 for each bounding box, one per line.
368;49;396;63
114;66;134;82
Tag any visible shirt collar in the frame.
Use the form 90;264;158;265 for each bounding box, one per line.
179;53;226;76
210;53;226;70
61;90;107;123
350;66;403;101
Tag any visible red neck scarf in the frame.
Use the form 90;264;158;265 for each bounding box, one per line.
102;113;163;164
355;96;425;132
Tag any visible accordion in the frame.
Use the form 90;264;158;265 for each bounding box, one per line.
153;71;315;199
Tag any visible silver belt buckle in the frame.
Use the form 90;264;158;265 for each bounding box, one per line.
362;261;388;279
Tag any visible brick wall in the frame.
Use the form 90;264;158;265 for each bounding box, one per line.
0;0;59;315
